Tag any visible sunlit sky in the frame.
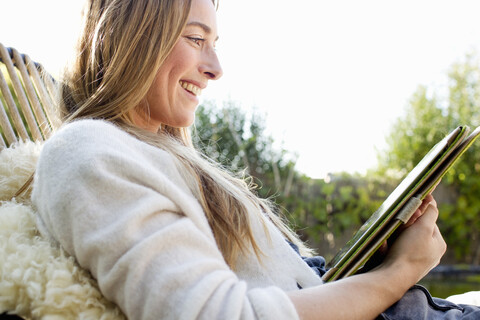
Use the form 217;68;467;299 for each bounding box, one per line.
2;1;480;178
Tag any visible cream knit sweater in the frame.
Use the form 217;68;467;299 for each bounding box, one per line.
31;119;322;320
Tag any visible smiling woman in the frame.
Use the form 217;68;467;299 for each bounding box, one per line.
16;0;480;319
134;1;223;131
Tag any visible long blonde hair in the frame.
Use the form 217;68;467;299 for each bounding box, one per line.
61;0;311;268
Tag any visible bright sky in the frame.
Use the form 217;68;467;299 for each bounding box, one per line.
2;1;480;178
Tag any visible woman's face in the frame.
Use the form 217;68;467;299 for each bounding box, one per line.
138;0;223;131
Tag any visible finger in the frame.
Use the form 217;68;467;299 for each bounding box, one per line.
417;195;435;213
416;203;440;229
405;196;437;226
404;199;430;227
430;179;442;193
430;197;437;208
378;241;388;254
424;194;434;203
403;212;420;228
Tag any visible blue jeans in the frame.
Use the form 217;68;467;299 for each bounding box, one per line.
378;284;480;319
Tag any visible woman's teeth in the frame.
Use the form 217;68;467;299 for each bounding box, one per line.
180;81;202;96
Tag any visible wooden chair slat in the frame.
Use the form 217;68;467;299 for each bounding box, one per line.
0;55;30;141
25;55;61;130
12;50;51;138
0;97;16;148
0;43;59;148
1;45;43;141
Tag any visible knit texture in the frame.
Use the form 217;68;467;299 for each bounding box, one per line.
32;120;323;320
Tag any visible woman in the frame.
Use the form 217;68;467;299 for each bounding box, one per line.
31;0;479;319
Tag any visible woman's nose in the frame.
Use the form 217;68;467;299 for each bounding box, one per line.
200;48;223;80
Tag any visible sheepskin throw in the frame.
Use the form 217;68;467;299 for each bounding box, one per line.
0;141;125;319
0;140;43;202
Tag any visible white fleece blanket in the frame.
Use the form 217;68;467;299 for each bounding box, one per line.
0;141;125;319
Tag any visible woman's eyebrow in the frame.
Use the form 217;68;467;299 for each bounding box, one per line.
186;21;219;41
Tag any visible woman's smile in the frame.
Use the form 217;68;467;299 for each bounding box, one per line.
180;80;203;97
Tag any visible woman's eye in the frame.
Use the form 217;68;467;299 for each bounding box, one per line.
187;37;204;46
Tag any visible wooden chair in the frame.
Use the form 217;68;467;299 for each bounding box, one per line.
0;42;61;150
0;43;59;320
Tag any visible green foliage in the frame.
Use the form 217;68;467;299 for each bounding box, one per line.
193;100;393;257
193;100;297;200
280;172;387;254
377;52;480;264
377;85;447;176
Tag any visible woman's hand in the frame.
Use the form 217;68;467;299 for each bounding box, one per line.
288;195;447;320
381;195;446;284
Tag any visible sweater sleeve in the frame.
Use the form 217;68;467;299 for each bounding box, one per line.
31;121;300;320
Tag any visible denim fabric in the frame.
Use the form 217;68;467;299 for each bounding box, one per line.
378;284;480;319
302;255;327;278
287;241;328;278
